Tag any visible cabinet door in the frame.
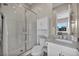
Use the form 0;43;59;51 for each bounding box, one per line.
48;42;61;56
2;4;26;56
48;42;79;56
61;46;78;56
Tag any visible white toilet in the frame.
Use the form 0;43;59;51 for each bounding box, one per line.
31;38;46;56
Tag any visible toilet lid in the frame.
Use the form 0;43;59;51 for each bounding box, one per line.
32;45;42;53
31;45;43;55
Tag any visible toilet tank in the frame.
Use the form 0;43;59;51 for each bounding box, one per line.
39;38;46;47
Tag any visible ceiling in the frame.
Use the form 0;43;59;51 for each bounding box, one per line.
25;3;64;8
24;3;64;18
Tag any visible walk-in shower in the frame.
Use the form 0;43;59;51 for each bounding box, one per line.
0;3;37;56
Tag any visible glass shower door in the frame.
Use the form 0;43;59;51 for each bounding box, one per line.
26;10;37;50
0;13;3;56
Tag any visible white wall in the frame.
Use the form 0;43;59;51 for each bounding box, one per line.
37;17;49;44
31;4;53;42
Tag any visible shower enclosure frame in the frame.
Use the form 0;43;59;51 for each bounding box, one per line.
0;4;38;56
0;12;4;56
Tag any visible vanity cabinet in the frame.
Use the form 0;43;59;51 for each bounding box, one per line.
48;42;79;56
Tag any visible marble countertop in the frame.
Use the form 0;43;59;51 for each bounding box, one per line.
48;38;79;49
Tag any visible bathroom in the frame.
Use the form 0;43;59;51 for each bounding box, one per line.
0;3;79;56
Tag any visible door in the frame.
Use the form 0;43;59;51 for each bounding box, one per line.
2;4;26;55
26;10;37;50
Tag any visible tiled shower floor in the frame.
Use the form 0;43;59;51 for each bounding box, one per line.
0;41;3;56
21;46;47;56
27;51;47;56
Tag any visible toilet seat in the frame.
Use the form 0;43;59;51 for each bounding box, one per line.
31;45;43;56
31;38;46;56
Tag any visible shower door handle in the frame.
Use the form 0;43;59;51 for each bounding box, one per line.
22;28;27;34
22;27;25;32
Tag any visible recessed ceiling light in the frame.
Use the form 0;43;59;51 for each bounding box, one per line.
18;4;22;7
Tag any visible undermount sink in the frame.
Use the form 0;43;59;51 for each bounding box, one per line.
56;39;73;44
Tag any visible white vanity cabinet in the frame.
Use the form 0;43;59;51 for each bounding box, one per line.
48;42;61;56
48;42;79;56
61;46;78;56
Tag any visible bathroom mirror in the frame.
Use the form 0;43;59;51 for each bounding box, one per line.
55;5;70;40
52;4;74;42
52;4;78;42
56;10;69;33
56;10;71;40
